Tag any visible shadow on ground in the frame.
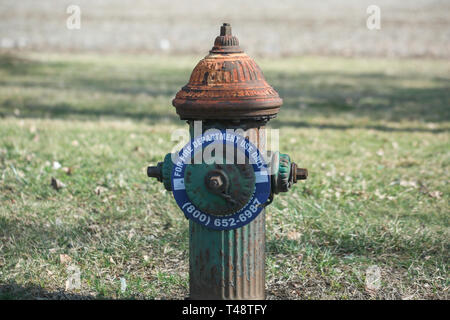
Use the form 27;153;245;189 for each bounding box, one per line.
0;281;95;300
0;54;449;131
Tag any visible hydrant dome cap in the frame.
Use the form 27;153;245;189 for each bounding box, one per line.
172;24;283;120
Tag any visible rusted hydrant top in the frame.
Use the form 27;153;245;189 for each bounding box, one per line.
172;23;283;120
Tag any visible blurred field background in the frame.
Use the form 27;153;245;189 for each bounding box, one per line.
0;0;449;299
1;0;450;57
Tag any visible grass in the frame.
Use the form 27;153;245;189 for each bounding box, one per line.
0;52;448;299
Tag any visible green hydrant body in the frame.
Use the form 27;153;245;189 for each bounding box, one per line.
188;123;267;299
147;24;307;300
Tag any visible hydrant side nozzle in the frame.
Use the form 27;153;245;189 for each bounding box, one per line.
270;151;291;194
270;153;308;194
147;154;174;191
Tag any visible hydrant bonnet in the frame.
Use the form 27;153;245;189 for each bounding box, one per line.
172;23;283;121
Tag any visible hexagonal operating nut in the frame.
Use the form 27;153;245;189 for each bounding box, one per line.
208;175;224;190
204;169;228;194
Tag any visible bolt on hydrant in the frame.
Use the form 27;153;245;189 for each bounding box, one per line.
147;23;307;300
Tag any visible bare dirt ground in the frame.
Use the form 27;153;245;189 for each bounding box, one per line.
1;0;449;58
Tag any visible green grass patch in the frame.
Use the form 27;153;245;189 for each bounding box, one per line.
0;53;448;299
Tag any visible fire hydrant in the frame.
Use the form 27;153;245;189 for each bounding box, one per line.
147;23;307;300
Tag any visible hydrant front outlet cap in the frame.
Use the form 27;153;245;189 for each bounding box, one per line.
185;162;256;216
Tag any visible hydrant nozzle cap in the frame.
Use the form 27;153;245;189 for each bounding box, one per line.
147;164;163;182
